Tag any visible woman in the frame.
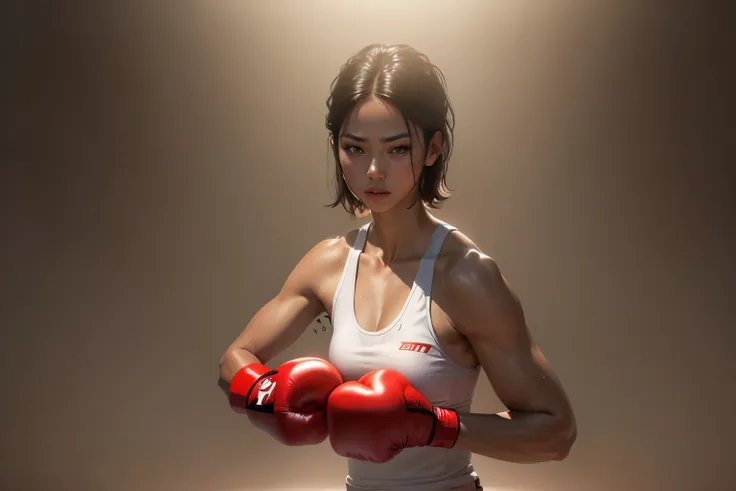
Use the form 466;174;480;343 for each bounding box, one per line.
219;44;577;491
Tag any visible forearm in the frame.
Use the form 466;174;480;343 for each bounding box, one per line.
454;410;575;463
218;348;261;394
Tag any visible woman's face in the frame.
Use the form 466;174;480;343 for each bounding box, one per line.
337;96;441;214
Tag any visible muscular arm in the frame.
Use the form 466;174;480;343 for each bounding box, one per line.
218;238;345;391
445;252;577;463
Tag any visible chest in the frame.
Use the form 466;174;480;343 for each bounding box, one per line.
324;251;478;381
352;254;420;333
327;296;481;409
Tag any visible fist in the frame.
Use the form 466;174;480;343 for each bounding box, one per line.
229;357;343;446
326;369;459;462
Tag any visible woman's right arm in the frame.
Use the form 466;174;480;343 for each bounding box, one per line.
218;237;345;389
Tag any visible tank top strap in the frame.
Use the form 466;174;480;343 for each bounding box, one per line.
353;222;371;252
415;223;456;296
332;222;371;318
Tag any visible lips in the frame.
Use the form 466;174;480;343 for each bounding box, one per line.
365;188;390;195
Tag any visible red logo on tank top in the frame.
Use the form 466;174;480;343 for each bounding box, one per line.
399;341;432;354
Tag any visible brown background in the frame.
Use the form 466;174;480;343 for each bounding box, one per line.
2;1;734;490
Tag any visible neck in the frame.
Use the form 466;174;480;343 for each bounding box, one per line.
365;201;438;265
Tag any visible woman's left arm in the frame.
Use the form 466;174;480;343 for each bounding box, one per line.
445;251;577;463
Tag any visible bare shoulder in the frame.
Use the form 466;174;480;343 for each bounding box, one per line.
438;229;502;285
437;229;514;335
288;227;362;304
301;228;361;271
294;235;346;282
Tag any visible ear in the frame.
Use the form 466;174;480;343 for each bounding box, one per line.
329;135;335;147
424;131;443;167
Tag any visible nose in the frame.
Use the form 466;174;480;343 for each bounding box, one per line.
367;157;386;180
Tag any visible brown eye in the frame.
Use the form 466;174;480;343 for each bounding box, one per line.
343;145;363;154
392;145;411;155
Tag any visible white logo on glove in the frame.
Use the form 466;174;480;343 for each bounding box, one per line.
256;378;276;405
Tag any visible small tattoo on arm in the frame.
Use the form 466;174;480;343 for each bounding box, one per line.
313;314;332;334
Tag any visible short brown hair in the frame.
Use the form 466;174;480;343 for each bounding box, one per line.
325;44;456;215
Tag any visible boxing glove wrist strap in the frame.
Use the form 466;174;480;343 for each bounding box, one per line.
429;406;460;449
228;363;277;413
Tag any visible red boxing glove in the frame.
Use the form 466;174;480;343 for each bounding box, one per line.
326;369;460;463
229;357;343;446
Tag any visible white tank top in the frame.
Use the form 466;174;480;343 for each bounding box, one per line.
328;221;481;491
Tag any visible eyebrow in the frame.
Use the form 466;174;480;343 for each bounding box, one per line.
341;132;411;143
